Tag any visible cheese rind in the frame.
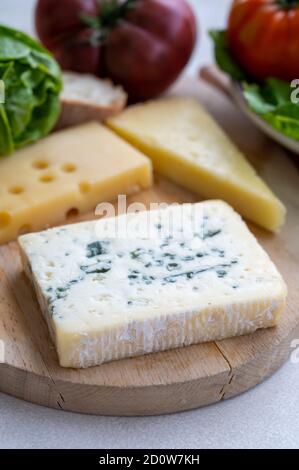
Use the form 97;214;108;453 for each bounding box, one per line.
107;97;286;232
19;201;287;368
0;122;152;244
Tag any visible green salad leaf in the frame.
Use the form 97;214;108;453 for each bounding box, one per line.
0;25;62;156
209;30;247;82
210;30;299;141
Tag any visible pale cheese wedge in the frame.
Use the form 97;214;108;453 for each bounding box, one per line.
0;122;152;244
19;201;287;368
107;97;286;232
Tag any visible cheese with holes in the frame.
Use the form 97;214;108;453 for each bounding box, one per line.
0;122;152;244
107;97;286;232
18;200;287;368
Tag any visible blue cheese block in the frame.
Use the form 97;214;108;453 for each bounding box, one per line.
18;201;287;368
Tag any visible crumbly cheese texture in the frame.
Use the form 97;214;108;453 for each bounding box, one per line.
107;97;286;232
18;200;287;368
0;122;152;244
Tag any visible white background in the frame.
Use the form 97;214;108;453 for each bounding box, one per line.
1;0;299;449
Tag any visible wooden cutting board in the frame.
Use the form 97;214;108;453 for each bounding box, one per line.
0;77;298;416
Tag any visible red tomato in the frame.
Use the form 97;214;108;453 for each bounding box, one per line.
35;0;196;100
228;0;299;82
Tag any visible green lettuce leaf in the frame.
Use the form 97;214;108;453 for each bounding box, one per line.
210;30;299;141
209;30;246;82
0;25;62;156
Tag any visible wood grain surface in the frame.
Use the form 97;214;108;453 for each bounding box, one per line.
0;77;298;416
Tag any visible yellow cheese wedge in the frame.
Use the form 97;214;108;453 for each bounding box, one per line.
108;97;286;232
0;122;152;244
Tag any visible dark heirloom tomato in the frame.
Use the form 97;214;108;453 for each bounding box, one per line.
35;0;100;74
35;0;98;48
102;0;196;99
228;0;299;82
51;29;101;75
35;0;196;100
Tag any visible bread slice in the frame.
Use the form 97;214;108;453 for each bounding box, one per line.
56;72;127;130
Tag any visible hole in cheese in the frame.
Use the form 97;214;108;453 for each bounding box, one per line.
39;174;55;183
32;160;49;169
0;212;11;229
9;186;25;194
79;181;91;193
61;163;77;173
66;208;79;219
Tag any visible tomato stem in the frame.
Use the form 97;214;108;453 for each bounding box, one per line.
276;0;299;8
100;0;137;26
80;0;138;39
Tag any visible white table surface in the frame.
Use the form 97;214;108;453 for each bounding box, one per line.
1;0;299;450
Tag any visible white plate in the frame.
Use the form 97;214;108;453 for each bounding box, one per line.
230;81;299;156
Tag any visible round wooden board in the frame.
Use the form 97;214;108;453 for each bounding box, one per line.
0;77;299;416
